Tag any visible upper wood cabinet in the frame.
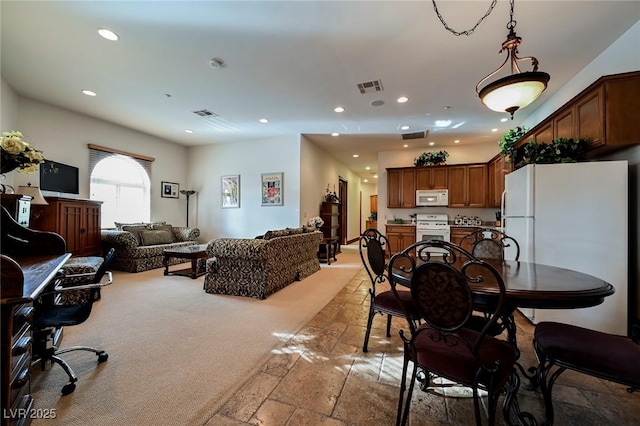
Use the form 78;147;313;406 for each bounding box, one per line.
370;195;378;213
487;155;513;208
447;164;488;208
387;168;416;208
416;166;448;190
518;71;639;153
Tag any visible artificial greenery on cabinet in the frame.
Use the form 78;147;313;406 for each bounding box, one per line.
498;126;527;164
522;138;588;166
414;150;449;166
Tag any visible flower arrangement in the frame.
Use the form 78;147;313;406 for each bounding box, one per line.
1;130;45;174
414;150;449;166
308;216;324;228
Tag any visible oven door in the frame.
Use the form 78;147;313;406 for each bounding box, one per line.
415;227;451;253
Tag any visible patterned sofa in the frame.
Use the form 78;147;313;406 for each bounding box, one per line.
101;222;200;272
204;227;323;299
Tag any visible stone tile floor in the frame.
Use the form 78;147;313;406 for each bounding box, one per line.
206;267;640;425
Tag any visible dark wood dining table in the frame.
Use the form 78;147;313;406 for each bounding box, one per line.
390;257;616;426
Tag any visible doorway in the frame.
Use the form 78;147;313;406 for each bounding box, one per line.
339;177;347;246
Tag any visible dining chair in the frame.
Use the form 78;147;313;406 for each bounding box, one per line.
388;240;518;426
359;228;418;352
533;321;640;425
460;227;520;261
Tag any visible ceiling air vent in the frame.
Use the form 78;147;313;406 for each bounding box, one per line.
402;130;428;140
192;109;219;118
357;79;383;94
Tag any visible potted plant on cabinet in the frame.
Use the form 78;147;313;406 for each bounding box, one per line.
498;126;527;165
414;150;449;167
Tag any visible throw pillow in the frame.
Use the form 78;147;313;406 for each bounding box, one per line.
286;227;305;235
115;222;147;231
121;225;150;244
139;230;174;246
151;224;176;242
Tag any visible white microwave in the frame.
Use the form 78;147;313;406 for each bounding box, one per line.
416;189;449;207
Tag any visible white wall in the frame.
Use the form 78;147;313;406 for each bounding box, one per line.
300;136;365;243
3;92;189;227
188;136;301;242
1;80;20;189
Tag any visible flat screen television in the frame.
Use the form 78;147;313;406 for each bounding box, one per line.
40;160;80;195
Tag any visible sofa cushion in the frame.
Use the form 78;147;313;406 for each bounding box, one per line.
263;229;291;240
151;224;176;242
139;230;174;246
121;225;150;244
115;222;147;230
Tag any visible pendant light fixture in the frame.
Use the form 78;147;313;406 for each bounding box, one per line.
475;0;550;119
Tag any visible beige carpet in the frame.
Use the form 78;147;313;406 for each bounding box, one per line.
31;246;363;425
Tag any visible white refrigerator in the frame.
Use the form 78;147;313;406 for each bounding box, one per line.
502;161;628;335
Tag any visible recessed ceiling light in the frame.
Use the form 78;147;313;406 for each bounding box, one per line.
365;166;371;170
454;140;460;144
400;125;410;130
331;132;339;137
81;89;97;96
370;99;385;107
434;120;452;128
259;118;269;123
98;28;119;41
353;154;359;158
334;106;345;113
429;142;435;146
185;129;194;134
500;117;509;122
403;144;408;148
364;179;369;183
491;128;498;132
443;106;451;110
397;96;409;103
373;175;378;179
209;58;225;69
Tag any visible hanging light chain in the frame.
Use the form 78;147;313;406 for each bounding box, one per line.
431;0;499;36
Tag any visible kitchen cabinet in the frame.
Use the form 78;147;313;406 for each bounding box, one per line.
385;225;416;254
387;168;416;208
30;197;103;256
416;166;448;190
451;227;480;253
487;155;513;208
515;71;640;155
370;195;378;213
447;164;488;208
365;220;377;230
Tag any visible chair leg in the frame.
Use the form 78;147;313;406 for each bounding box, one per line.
363;305;375;352
400;362;418;426
50;354;78;395
537;358;566;426
386;314;393;337
396;353;411;426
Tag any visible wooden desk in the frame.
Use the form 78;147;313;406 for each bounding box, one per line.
1;253;71;426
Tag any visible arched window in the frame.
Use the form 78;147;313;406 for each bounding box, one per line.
90;151;151;228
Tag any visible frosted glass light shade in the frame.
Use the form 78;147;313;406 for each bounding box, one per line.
479;71;550;117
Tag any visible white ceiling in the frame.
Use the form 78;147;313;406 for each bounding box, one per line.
2;1;638;179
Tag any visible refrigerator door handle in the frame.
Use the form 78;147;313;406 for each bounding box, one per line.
500;189;507;228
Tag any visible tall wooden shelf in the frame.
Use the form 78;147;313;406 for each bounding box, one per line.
319;201;340;239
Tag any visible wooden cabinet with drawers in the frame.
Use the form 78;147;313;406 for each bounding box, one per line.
386;225;416;254
31;197;103;256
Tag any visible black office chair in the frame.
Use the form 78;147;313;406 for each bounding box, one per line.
359;228;419;352
388;240;517;426
460;227;520;261
33;248;116;395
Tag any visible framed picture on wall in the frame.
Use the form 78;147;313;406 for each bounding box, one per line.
261;172;283;206
221;175;240;208
161;181;179;198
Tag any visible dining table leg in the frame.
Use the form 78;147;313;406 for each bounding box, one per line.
502;371;538;426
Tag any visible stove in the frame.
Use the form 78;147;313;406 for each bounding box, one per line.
415;214;451;249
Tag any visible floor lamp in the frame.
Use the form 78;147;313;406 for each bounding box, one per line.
179;190;196;227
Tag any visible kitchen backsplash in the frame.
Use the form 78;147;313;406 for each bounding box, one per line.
386;207;499;224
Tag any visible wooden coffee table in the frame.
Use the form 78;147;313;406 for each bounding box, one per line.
163;244;209;279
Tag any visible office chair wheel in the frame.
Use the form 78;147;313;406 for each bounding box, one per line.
61;383;76;395
97;352;108;363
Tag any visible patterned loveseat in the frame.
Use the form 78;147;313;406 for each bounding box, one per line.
101;222;200;272
204;227;323;299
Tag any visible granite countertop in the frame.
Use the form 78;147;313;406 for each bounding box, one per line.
385;221;416;226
